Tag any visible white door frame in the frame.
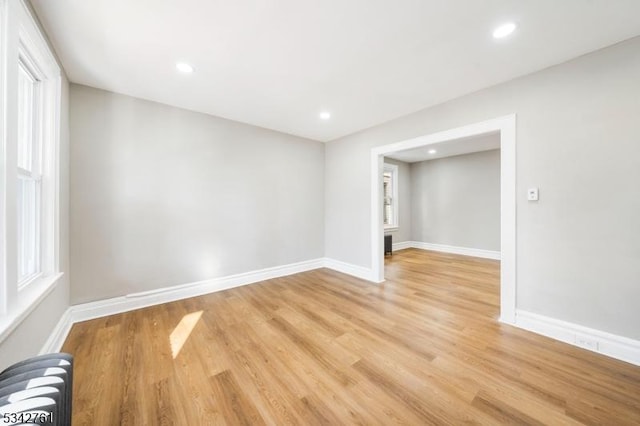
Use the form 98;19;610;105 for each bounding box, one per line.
370;114;517;324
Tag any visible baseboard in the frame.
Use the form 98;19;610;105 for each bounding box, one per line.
391;241;413;251
515;310;640;367
42;259;639;369
39;307;73;354
40;256;379;351
68;258;326;324
70;258;377;323
406;241;501;260
322;258;379;283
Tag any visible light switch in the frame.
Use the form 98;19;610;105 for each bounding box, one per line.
528;188;539;201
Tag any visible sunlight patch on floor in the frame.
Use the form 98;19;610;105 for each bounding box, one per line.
170;310;203;358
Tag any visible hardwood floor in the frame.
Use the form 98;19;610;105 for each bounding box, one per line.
63;249;640;425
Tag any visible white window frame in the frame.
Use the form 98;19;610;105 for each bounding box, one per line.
17;49;44;288
383;163;399;230
0;0;62;341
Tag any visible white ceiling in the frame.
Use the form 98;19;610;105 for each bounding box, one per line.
386;132;500;163
31;1;640;142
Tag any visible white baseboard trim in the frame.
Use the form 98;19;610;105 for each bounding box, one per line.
39;307;74;354
403;241;501;260
391;241;413;251
69;258;325;324
40;260;639;369
515;310;640;367
322;258;380;283
39;257;381;352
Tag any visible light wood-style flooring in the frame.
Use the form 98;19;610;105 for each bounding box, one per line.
63;249;640;425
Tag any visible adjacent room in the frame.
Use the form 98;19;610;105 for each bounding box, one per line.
1;0;639;424
382;133;501;261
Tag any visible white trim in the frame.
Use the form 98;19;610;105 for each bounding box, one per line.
69;258;325;323
323;258;379;283
39;260;640;370
404;241;500;260
371;114;517;324
0;272;62;344
391;241;413;251
371;152;384;281
0;0;8;316
0;0;62;336
39;305;72;354
515;310;640;367
499;115;517;324
39;257;381;351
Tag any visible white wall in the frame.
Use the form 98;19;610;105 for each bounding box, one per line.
383;158;411;244
325;36;640;340
410;149;500;251
70;85;325;304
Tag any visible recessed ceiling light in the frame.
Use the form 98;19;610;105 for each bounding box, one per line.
428;149;437;154
176;62;194;73
319;111;331;120
493;22;517;39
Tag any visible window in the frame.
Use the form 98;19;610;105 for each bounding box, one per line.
383;163;398;229
0;0;61;333
17;58;43;286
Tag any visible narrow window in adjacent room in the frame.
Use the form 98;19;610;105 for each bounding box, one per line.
383;163;398;229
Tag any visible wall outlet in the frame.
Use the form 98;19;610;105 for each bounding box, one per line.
575;334;599;351
527;187;539;201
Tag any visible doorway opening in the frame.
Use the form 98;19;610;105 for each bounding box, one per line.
370;115;516;324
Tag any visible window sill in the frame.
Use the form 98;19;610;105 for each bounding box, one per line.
384;226;399;232
0;272;64;345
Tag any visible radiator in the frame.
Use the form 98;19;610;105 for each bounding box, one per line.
384;234;392;255
0;353;73;425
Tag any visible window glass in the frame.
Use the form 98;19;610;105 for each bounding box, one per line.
17;176;41;282
17;62;38;172
383;171;393;226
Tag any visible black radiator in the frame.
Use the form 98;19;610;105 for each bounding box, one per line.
0;353;73;425
384;234;392;255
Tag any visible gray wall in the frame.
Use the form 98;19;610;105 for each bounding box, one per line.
410;149;500;251
325;36;640;340
0;71;70;368
383;158;411;244
70;85;325;304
